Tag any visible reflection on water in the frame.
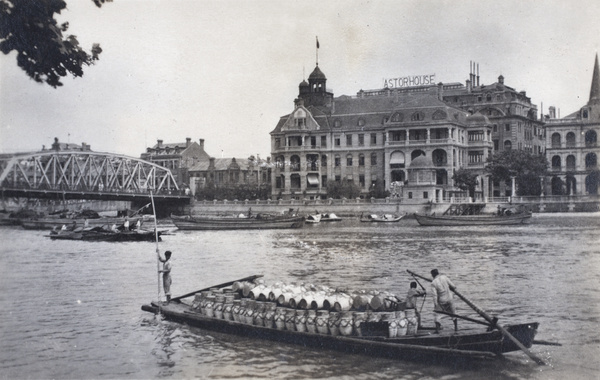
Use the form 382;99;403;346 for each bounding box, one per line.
0;213;599;379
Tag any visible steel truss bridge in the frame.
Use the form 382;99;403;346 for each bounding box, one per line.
0;151;190;205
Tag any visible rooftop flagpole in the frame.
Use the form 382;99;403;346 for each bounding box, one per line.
316;36;319;66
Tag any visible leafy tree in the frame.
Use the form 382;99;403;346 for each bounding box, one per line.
0;0;110;87
485;150;548;196
452;169;479;198
195;181;271;201
367;178;389;199
326;179;361;199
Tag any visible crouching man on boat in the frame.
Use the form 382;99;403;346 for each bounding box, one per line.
406;281;426;328
159;250;173;303
431;269;457;333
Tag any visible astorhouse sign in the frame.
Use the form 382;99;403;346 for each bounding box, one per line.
383;74;436;89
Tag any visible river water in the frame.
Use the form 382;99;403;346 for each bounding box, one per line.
0;214;599;379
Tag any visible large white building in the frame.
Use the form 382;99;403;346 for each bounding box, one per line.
270;61;543;201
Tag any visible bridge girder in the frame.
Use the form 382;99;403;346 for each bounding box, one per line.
0;151;179;194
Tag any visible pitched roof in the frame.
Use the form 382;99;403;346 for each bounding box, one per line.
589;53;600;105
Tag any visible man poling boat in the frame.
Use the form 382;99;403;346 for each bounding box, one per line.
406;269;547;365
141;273;549;364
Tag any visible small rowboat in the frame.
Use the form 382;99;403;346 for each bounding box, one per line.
360;213;404;223
414;212;532;226
141;274;545;364
46;227;161;242
171;214;305;230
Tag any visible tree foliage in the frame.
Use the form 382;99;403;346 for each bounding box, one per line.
195;182;271;201
367;178;389;199
485;150;548;196
326;179;361;199
0;0;110;87
452;168;479;198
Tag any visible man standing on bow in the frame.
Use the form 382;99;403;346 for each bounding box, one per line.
430;268;457;333
159;250;173;303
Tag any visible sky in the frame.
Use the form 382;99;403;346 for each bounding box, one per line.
1;0;599;159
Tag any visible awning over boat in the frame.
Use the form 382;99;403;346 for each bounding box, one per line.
307;173;319;186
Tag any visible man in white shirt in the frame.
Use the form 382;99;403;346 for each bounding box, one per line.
431;268;457;333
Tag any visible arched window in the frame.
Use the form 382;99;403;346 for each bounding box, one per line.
357;118;366;127
551;133;561;148
411;150;425;160
585;152;597;168
411;112;424;121
290;155;300;171
391;112;403;122
566;155;576;169
390;151;406;168
432;149;447;166
585;130;597;146
358;154;365;166
566;132;576;147
551;155;561;169
504;140;512;150
346;154;353;166
370;153;377;166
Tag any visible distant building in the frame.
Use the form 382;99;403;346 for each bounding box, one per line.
543;54;600;195
141;138;210;186
41;137;92;152
188;156;272;196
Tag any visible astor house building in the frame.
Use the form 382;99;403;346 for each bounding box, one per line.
270;61;545;201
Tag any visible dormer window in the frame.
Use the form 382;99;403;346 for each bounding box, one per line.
411;112;424;121
294;109;307;127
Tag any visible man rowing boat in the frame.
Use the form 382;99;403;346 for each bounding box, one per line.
431;268;457;333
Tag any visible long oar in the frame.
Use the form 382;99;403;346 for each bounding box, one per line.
171;274;264;302
435;310;493;327
407;270;547;366
150;192;161;303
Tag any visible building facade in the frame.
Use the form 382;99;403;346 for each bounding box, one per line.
543;55;600;196
141;138;210;186
269;63;538;201
188;156;271;195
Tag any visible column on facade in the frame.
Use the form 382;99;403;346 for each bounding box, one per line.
426;128;431;143
511;176;516;197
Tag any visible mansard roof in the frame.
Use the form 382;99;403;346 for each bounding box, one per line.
270;90;468;134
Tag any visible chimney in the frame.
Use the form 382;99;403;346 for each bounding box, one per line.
476;63;480;87
549;106;556;119
52;137;60;151
466;79;472;93
186;137;191;148
437;82;444;101
157;139;163;148
199;139;205;150
209;157;215;170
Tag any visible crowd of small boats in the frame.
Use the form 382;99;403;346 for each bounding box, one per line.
142;273;546;363
47;224;161;242
2;203;534;234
